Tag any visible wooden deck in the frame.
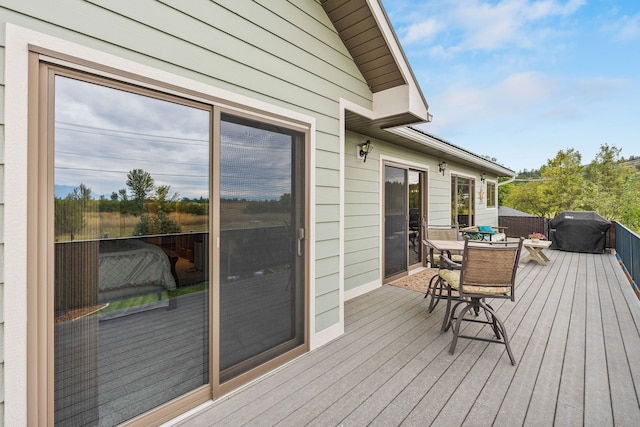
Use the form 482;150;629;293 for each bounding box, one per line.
177;249;640;426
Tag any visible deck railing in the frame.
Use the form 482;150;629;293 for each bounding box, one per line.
615;221;640;298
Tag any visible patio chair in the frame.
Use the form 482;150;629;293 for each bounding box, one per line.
422;224;463;312
439;237;524;365
424;223;462;267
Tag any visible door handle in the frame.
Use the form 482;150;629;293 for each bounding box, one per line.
297;228;305;257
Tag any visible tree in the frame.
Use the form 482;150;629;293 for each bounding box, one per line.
503;181;548;217
126;169;154;215
618;173;640;232
55;184;92;240
153;184;179;213
501;144;640;233
538;148;584;217
132;211;182;236
581;144;632;220
126;169;154;201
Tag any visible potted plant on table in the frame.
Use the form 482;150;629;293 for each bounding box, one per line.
528;232;547;243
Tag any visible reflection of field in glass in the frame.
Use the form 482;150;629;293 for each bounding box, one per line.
56;212;209;241
55;200;290;241
221;200;290;230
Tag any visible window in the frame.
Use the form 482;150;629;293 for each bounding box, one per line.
451;175;475;227
487;181;497;208
32;60;309;426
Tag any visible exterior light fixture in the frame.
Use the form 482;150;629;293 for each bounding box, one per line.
438;161;447;176
480;173;486;183
358;140;373;162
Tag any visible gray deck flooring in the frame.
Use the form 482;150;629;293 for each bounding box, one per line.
179;249;640;426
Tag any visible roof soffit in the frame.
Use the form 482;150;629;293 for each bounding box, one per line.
321;0;430;125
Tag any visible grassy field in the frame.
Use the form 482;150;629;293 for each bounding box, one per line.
56;211;209;241
56;200;290;241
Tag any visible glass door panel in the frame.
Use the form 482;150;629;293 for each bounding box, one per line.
219;113;305;383
384;165;408;278
53;76;210;426
408;170;423;267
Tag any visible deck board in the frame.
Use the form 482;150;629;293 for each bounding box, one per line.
177;249;640;426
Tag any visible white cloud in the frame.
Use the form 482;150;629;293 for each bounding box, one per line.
605;13;640;42
402;18;444;44
425;71;626;132
398;0;585;52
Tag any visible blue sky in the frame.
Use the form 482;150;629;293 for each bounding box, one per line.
381;0;640;172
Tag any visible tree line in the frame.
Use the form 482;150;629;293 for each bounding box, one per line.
55;169;198;240
500;144;640;233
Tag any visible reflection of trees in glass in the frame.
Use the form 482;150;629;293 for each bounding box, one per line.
409;184;420;209
385;182;406;215
55;184;91;241
126;169;155;216
54;170;194;240
452;176;475;227
133;211;182;236
457;179;470;214
243;193;291;214
122;169;181;235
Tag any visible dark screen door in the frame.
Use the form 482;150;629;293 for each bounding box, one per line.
219;113;305;383
385;165;408;278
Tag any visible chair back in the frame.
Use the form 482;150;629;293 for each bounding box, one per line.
458;238;523;300
425;224;459;241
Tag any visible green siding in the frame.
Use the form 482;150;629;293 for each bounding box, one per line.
0;3;378;417
315;307;339;333
316;204;340;223
344;132;380;292
315;273;339;296
1;32;5;424
316;168;340;188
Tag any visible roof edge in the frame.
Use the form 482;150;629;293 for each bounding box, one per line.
389;126;517;177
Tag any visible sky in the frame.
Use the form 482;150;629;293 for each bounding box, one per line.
54;76;293;200
381;0;640;172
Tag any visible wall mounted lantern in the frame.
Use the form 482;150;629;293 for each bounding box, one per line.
438;161;447;176
480;172;486;183
358;140;373;162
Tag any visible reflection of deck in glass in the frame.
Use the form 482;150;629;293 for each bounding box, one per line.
54;268;294;426
55;290;209;426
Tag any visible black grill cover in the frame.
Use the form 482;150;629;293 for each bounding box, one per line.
549;211;611;253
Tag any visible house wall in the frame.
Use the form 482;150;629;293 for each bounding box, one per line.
343;131;499;297
1;0;376;423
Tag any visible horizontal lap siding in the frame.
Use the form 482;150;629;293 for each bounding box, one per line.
0;39;5;420
344;132;380;292
0;0;376;372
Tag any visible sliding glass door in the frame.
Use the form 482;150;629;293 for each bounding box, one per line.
384;164;426;280
44;65;308;426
